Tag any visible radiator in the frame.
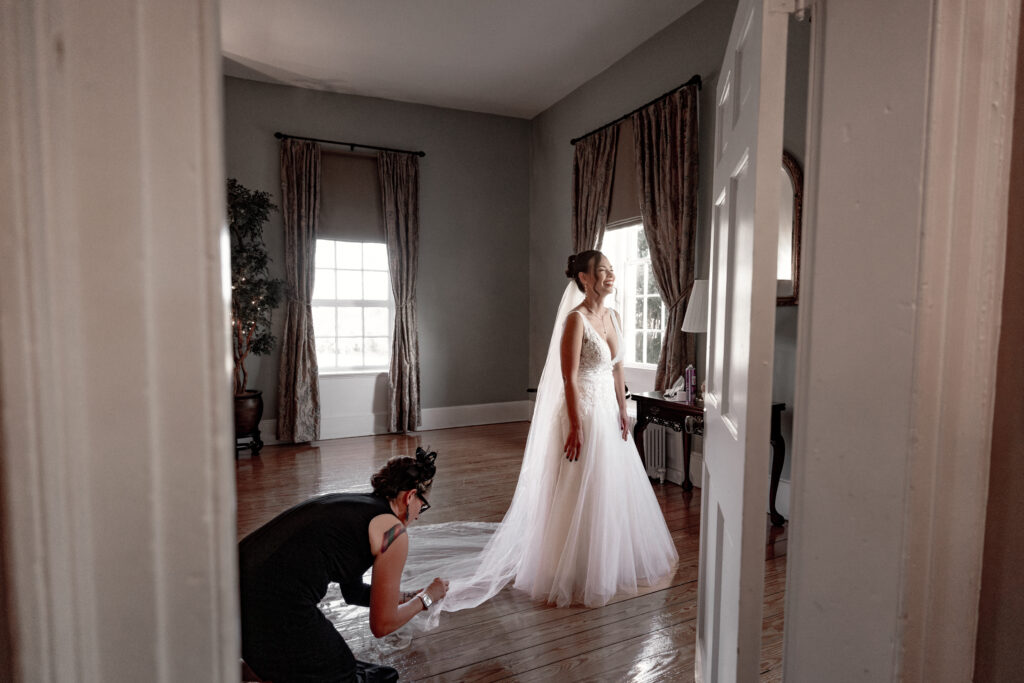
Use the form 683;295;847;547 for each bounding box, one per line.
628;415;669;483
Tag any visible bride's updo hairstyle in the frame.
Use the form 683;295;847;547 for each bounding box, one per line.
371;446;437;499
565;250;604;292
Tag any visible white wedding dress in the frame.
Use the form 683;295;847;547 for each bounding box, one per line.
321;284;678;640
511;306;678;606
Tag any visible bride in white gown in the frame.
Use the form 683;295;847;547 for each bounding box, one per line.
511;249;678;606
327;251;678;640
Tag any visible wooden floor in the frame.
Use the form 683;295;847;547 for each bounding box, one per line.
236;422;787;682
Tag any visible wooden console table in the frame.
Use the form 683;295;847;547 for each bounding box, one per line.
632;391;788;526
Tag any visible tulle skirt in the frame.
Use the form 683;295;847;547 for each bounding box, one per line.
320;376;677;644
512;375;678;607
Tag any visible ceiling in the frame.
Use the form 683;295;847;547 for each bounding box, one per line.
221;0;705;119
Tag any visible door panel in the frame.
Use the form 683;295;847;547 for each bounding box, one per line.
695;0;789;680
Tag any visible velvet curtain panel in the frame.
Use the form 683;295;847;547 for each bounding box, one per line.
632;85;699;390
277;139;321;442
571;126;618;252
379;151;421;433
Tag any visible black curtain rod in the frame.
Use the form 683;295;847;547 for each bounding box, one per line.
569;74;702;146
274;132;425;157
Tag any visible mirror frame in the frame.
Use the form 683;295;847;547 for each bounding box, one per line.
778;150;803;306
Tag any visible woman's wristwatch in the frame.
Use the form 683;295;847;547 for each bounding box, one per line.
417;591;433;610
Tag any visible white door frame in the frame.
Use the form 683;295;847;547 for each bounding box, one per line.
1;0;1017;680
898;0;1019;679
0;1;238;681
785;0;1018;680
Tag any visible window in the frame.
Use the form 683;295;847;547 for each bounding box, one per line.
602;222;667;368
312;239;392;372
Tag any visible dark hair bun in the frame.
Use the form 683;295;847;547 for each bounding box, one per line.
370;447;438;499
565;250;603;293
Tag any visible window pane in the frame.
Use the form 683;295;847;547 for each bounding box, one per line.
337;241;362;269
646;267;659;295
315;337;338;370
364;271;390;300
315;239;335;268
337;270;362;299
338;338;363;368
312;305;336;337
365;337;390;367
365;307;389;337
364;243;388;271
646;332;663;364
635;271;646;295
647;299;663;330
637;229;650;258
337;306;362;336
313;269;335;300
634;299;644;329
635;332;644;361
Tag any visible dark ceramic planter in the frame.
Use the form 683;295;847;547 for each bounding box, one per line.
234;390;264;456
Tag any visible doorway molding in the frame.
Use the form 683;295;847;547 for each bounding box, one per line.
0;0;238;680
899;0;1020;680
786;0;1018;680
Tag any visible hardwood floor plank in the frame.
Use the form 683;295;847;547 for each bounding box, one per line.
236;422;787;681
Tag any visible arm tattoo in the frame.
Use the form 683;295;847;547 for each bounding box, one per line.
380;523;406;554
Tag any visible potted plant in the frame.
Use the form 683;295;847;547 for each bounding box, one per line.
228;178;284;455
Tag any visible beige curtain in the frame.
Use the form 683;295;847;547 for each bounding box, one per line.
571;126;618;252
379;151;420;433
633;85;699;390
277;139;321;442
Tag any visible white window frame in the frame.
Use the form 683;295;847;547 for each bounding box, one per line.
312;239;393;374
603;221;667;371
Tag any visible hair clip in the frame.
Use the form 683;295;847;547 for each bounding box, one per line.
415;446;437;465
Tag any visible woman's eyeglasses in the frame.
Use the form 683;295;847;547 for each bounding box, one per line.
416;490;431;512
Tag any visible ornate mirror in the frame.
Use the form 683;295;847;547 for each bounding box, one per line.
777;150;803;305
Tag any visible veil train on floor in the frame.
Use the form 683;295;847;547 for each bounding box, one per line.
323;283;586;646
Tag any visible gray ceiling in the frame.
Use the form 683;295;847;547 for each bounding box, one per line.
221;0;705;119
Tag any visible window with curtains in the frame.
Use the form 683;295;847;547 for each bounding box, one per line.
603;222;667;368
312;239;392;371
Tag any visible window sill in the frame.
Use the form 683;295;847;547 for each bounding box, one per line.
319;369;388;378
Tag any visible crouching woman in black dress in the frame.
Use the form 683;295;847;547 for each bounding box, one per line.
239;448;448;683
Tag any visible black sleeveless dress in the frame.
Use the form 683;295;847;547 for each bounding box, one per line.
239;492;394;683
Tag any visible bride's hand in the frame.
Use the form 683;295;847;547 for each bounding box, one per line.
619;411;630;441
564;426;583;461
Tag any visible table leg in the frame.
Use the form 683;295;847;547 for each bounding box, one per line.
681;429;694;491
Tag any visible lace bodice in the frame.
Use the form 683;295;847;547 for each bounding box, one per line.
568;310;623;416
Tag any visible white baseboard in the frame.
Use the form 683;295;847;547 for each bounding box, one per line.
417;400;532;432
689;450;704;487
318;413;390;441
254;400;533;443
775;478;791;519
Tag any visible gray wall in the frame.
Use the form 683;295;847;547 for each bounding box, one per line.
527;0;739;385
527;3;807;487
223;78;531;419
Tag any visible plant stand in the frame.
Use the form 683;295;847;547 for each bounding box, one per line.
234;390;265;458
235;429;263;458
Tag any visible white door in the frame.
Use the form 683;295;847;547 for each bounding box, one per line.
695;0;789;680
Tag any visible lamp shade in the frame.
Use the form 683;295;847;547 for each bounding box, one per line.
681;279;709;333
